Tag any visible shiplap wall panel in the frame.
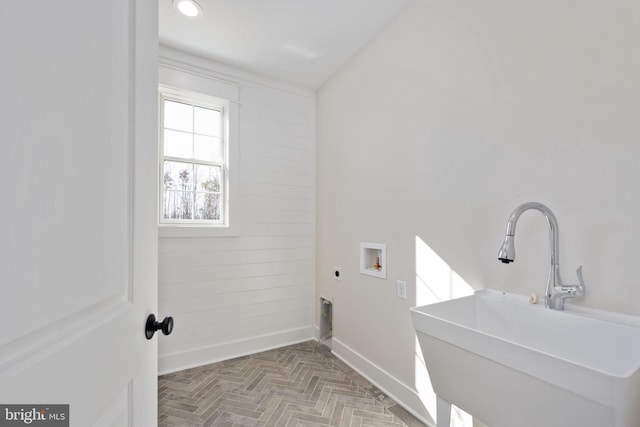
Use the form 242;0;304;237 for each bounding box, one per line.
159;247;313;269
160;273;310;300
162;309;311;354
160;261;312;285
244;182;313;200
158;48;315;373
158;235;313;253
244;142;314;162
241;196;312;212
165;285;312;316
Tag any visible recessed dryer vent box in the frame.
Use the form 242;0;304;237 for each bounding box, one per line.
360;242;386;279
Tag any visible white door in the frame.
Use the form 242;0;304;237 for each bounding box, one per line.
0;1;159;426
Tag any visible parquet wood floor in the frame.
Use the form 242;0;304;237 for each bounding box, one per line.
158;341;426;427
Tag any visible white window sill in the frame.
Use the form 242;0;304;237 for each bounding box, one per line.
158;224;239;238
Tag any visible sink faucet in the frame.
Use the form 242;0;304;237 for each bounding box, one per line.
497;202;585;310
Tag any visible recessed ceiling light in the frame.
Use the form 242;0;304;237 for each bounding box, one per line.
173;0;202;19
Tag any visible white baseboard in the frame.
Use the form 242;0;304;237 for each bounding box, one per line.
158;326;314;375
332;338;435;427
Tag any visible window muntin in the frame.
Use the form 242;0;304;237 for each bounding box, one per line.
160;91;228;225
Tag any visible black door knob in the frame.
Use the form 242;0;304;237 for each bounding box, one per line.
145;314;174;340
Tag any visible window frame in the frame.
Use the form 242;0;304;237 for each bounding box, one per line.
158;85;230;228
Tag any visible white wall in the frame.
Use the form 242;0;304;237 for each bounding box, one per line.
316;0;640;423
158;47;316;374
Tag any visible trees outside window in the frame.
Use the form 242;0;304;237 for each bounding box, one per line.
159;88;228;225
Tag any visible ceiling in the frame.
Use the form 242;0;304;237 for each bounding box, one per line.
158;0;412;89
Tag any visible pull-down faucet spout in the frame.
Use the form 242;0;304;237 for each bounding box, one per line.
497;202;585;310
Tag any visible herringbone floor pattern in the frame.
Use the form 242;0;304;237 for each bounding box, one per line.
158;341;425;427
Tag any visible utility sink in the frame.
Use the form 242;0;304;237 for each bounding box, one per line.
411;289;640;427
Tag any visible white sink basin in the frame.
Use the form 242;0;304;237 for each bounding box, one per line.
411;289;640;427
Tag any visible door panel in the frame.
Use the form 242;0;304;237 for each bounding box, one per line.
0;1;158;425
1;0;132;348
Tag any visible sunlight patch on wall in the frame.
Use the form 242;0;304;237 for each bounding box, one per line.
415;235;474;305
414;235;475;427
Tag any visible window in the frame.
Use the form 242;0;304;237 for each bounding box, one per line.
159;87;229;226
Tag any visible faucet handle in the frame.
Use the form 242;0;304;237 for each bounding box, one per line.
574;265;586;298
576;265;585;287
